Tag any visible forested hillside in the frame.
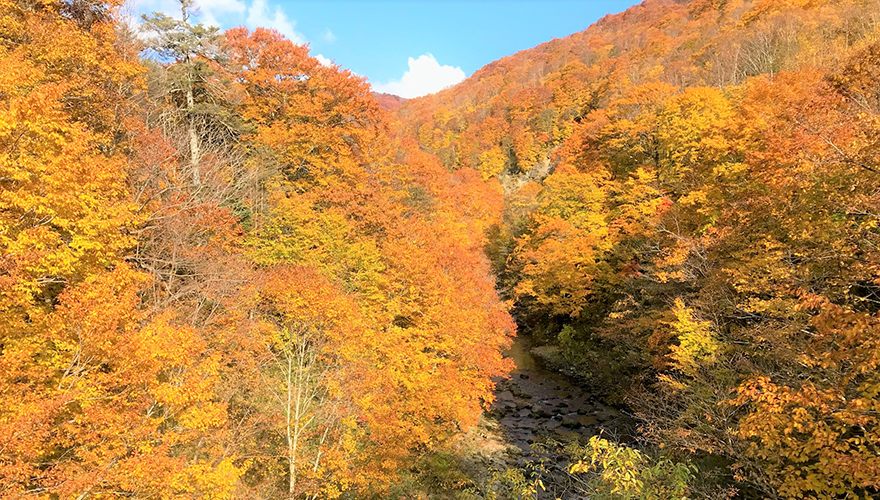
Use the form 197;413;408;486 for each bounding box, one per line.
394;0;880;498
4;0;880;498
0;1;512;498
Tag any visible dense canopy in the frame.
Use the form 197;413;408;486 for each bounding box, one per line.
3;0;880;498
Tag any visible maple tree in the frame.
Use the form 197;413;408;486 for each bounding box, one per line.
0;1;241;497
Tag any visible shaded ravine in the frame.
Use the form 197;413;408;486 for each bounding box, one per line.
488;334;636;455
449;334;638;498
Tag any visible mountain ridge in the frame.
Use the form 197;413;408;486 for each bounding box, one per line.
393;0;870;184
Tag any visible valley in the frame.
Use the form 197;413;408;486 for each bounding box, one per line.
3;0;880;498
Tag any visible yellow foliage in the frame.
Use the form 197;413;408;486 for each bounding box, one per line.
667;298;719;377
478;145;507;180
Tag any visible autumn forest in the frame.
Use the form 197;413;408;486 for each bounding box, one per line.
3;0;880;498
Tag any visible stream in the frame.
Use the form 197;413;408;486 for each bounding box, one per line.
489;335;635;453
471;334;638;498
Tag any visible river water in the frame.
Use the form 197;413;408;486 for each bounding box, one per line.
448;334;638;498
489;335;635;453
477;335;638;498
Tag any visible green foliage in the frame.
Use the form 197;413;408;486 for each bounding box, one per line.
414;452;477;497
140;7;221;62
481;457;550;500
569;436;696;500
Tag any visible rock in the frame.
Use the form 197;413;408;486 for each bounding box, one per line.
531;406;552;418
561;413;581;428
565;397;588;408
578;415;599;427
518;373;530;380
512;389;532;399
496;390;515;402
596;408;621;421
557;430;580;441
500;416;520;428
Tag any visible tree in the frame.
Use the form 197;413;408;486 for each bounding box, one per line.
246;267;367;499
513;166;616;317
1;1;241;496
141;0;226;187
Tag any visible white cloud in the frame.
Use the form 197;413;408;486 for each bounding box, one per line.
246;0;305;44
197;0;245;29
372;54;466;99
132;0;306;45
315;54;333;67
132;0;244;22
202;0;246;18
322;28;337;43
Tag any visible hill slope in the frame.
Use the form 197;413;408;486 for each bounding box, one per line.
391;0;880;498
396;0;875;186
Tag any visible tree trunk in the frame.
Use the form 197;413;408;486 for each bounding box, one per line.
186;77;201;187
287;353;297;497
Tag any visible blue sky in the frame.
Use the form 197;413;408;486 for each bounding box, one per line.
130;0;639;98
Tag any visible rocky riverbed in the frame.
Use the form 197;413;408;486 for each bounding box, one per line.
488;335;636;455
447;335;637;498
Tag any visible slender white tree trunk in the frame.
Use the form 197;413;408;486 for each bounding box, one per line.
287;353;297;497
186;78;201;186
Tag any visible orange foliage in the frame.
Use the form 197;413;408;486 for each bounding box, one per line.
1;5;513;499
